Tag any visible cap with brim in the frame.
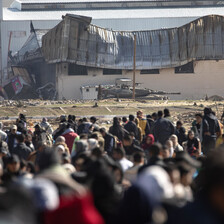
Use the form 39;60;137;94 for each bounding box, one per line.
175;151;201;168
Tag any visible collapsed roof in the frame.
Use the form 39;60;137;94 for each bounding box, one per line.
41;14;224;70
13;27;48;64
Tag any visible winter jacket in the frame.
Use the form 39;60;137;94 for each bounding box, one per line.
153;118;175;145
203;114;221;139
62;129;78;153
44;193;105;224
124;121;139;138
109;125;126;141
12;142;32;160
139;119;150;137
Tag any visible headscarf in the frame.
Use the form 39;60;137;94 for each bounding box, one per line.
142;134;155;150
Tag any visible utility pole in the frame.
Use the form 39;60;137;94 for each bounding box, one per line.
132;34;136;100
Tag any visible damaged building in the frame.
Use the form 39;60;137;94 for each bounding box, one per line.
12;14;224;100
3;0;224;99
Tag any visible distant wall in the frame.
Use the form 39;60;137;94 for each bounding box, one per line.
56;60;224;100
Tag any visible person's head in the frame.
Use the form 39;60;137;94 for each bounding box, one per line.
166;140;173;149
79;133;88;140
157;110;163;118
170;134;178;146
60;115;67;122
122;134;133;147
55;136;66;144
0;141;8;158
78;119;83;126
149;143;162;158
90;116;97;124
19;113;26;121
122;116;127;123
113;162;123;184
112;147;125;161
162;145;171;159
27;161;35;174
204;107;212;115
16;134;25;143
36;148;60;172
82;117;88;122
195;113;203;124
164;108;170;117
55;144;65;155
61;152;71;164
113;117;120;126
175;151;201;186
6;155;20;173
146;114;152;120
137;110;143;119
25;134;32;143
133;152;144;165
176;121;183;129
188;130;194;140
34;124;41;132
99;127;106;137
129;114;135;122
11;125;17;134
42;117;47;123
145;134;155;146
152;112;158;121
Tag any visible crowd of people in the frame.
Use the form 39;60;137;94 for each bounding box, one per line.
0;108;224;224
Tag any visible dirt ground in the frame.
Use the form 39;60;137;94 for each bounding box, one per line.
1;99;224;132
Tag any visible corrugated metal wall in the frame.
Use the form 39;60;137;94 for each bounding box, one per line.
42;14;224;70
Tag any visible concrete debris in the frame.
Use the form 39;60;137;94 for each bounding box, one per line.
208;95;224;101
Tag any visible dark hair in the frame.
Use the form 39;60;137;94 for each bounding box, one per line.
123;134;132;142
129;114;135;121
79;134;88;139
92;147;103;158
164;108;170;117
36;148;60;171
176;121;183;126
122;117;127;123
113;147;125;157
152;112;157;117
204;107;212;115
133;152;144;163
158;111;163;118
91;133;99;140
90;116;97;123
146;114;152;119
27;161;35;174
195;113;203;118
149;143;162;156
82;117;88;122
16;134;25;143
113;117;119;126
